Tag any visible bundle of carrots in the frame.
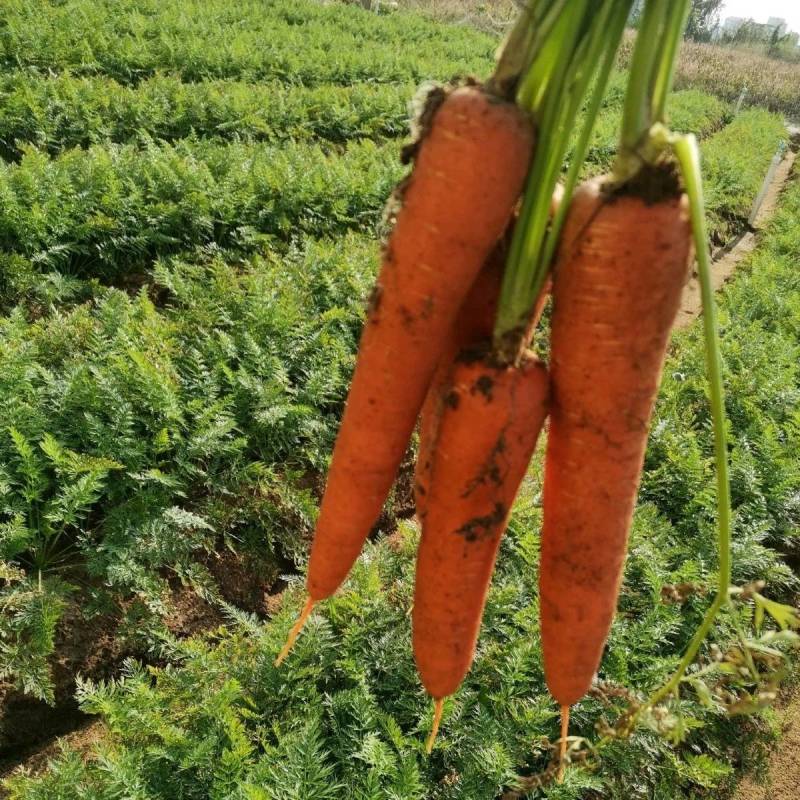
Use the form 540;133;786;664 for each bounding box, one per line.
277;0;733;781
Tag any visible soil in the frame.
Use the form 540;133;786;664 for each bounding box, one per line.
732;689;800;800
12;719;106;779
0;696;88;779
202;547;280;617
674;149;796;330
0;592;128;761
674;232;758;330
163;583;227;635
0;575;224;779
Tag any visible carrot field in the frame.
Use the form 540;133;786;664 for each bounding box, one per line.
1;1;799;798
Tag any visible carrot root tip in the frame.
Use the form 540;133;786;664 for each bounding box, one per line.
425;697;445;754
557;704;570;784
274;596;315;667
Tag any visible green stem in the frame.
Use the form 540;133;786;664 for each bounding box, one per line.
517;2;587;116
490;0;561;99
495;0;633;349
650;0;691;122
497;1;590;342
540;1;631;277
619;0;670;152
647;596;726;708
526;0;573;67
645;134;732;710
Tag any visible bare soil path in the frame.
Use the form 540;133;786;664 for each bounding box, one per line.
674;149;796;330
733;689;800;800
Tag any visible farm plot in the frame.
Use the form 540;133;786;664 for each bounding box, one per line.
0;90;781;305
0;0;796;796
5;169;800;800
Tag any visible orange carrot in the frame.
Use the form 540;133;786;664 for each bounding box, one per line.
540;173;692;708
413;244;506;521
413;350;549;707
413;186;562;522
414;249;552;521
305;86;534;606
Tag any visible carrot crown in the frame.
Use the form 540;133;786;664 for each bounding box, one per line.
613;0;691;182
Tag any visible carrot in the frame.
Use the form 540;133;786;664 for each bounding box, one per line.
413;243;506;522
306;87;533;600
412;350;549;712
276;85;534;665
414;216;557;521
413;268;550;521
539;172;692;708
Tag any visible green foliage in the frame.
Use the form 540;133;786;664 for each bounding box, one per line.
577;87;731;178
700;110;787;244
0;94;764;310
0;572;70;702
2;426;124;570
684;0;724;43
0;233;378;695
0;137;401;292
7;173;800;800
0;72;412;159
0;0;495;85
0;0;796;793
667;89;731;136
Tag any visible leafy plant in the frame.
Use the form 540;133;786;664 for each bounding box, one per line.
0;72;412;160
6;168;800;800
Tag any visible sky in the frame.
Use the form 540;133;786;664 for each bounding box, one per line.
720;1;800;33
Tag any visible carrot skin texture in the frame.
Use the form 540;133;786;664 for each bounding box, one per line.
540;176;692;707
413;353;549;700
414;187;561;521
306;86;534;601
414;247;504;520
414;255;551;520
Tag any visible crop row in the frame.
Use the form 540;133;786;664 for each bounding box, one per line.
0;0;495;86
5;169;800;800
0;230;383;702
700;109;788;244
0;70;731;163
0;72;413;158
4;0;798;116
577;88;732;177
0;110;783;306
578;109;787;245
0;137;403;287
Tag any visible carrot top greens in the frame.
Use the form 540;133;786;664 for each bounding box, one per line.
491;0;635;357
500;3;790;770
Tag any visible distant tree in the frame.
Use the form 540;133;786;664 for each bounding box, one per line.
685;0;724;42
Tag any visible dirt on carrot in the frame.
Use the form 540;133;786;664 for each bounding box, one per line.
305;85;534;604
413;349;548;702
540;173;693;707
